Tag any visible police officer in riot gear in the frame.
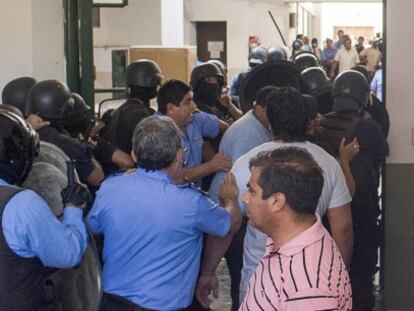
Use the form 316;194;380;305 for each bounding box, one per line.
316;70;388;311
0;109;90;311
191;63;242;125
229;46;268;96
26;80;104;187
101;59;162;156
64;93;134;175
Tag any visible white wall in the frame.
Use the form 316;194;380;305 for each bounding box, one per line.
320;3;382;42
161;0;184;46
93;0;162;47
184;0;291;79
0;0;65;95
0;0;34;93
386;1;413;164
31;0;65;81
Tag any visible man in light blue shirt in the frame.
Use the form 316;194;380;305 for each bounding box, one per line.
88;116;242;310
0;109;88;310
156;80;231;185
208;86;276;310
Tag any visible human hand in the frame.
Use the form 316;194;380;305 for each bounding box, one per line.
339;137;359;163
196;272;219;308
61;182;91;209
25;114;50;130
218;94;232;109
218;172;239;206
209;152;232;172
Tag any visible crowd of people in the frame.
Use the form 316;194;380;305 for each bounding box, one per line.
0;32;388;311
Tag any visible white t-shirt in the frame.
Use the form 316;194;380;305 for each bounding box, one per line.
232;141;352;301
334;47;360;73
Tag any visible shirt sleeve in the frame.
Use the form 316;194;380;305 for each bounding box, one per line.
2;190;87;269
334;50;340;62
232;156;250;216
328;161;352;208
284;287;345;311
371;74;379;92
87;189;106;234
194;111;220;139
228;74;239;96
193;195;231;237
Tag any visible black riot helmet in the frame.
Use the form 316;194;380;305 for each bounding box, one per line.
126;59;163;88
25;80;74;121
292;52;320;72
300;67;331;94
292;40;303;53
332;70;370;112
0;109;39;185
207;59;227;84
267;45;287;61
2;76;37;115
190;63;224;90
63;93;93;135
248;47;268;67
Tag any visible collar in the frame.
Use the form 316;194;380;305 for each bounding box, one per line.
264;215;325;258
135;168;176;184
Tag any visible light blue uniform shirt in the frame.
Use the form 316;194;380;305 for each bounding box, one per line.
180;111;220;169
208;110;272;202
229;69;251;96
87;169;231;310
156;111;220;170
1;179;87;268
371;69;383;102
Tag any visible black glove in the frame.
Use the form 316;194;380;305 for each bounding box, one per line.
61;182;92;207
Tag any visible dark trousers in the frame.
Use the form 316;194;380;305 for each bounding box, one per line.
100;293;142;311
224;217;248;311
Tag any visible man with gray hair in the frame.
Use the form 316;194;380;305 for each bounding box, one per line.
88;116;242;311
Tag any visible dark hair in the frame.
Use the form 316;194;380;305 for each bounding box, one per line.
255;86;279;108
132;116;181;171
311;38;318;45
265;87;308;142
249;147;324;216
157;80;191;114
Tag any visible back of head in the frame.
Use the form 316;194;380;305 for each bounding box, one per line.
132;116;181;171
2;76;37;115
126;59;163;88
265;87;308;142
157;80;191;115
332;70;370;112
300;67;331;94
248;47;268;67
255;86;279;108
303;94;319;121
267;45;287;61
25;80;74;120
64;93;92;134
0;109;39;185
190;63;224;90
292;52;320;72
249;147;324;216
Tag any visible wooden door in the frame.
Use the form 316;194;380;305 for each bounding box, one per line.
196;21;227;65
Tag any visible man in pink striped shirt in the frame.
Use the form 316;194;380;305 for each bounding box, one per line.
240;147;352;311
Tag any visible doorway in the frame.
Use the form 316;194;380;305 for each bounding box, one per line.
196;21;227;65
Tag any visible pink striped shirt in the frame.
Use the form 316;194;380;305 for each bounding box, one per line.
239;216;352;311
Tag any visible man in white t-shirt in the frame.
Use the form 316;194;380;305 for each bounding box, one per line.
331;37;360;77
196;87;353;309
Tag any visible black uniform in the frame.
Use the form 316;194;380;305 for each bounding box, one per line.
318;111;388;311
38;126;95;185
101;98;151;155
